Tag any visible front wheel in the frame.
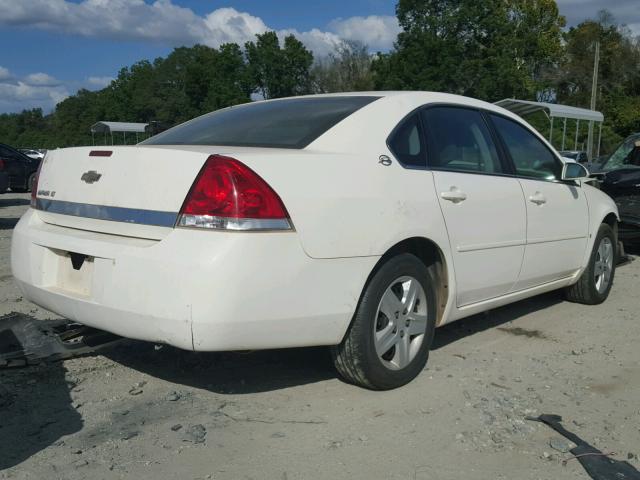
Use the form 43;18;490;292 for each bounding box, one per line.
565;223;616;305
331;253;437;390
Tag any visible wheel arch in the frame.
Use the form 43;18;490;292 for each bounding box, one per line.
366;237;451;327
602;212;618;236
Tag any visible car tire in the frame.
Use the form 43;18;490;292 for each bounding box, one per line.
331;253;437;390
565;223;616;305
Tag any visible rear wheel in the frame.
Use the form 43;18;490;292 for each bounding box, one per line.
565;223;616;304
331;253;437;390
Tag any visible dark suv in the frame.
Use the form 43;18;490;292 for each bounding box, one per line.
595;133;640;242
0;143;41;193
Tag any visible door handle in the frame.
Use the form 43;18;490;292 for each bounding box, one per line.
528;192;547;205
440;189;467;203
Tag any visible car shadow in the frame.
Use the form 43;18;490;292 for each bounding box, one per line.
0;316;83;471
104;343;337;395
107;292;567;393
432;291;564;350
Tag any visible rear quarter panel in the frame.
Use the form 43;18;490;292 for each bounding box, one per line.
234;97;457;326
235;94;453;262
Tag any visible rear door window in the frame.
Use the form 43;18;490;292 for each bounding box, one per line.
142;96;379;149
421;107;504;174
387;113;426;168
490;114;562;180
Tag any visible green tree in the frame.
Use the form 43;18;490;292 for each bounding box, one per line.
0;37;314;147
312;40;374;93
202;43;252;111
245;31;313;99
549;11;640;153
373;0;565;101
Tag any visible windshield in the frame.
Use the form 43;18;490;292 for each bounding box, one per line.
142;96;379;149
602;134;640;171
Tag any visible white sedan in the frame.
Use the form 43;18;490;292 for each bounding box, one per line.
18;149;46;160
11;92;618;389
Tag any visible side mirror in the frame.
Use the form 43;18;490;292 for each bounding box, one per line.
561;162;589;181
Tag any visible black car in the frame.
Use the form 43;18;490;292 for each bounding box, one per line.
0;143;41;193
596;133;640;242
558;150;589;163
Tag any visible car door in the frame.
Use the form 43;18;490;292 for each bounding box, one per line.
0;146;26;187
489;114;589;290
421;106;527;307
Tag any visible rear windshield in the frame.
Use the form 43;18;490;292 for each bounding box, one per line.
142;96;379;149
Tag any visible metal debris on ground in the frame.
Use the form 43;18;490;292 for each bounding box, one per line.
527;414;640;480
0;312;123;368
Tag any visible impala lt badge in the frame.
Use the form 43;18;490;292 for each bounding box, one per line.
81;170;102;184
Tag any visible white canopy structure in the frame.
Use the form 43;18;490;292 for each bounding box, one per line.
495;98;605;158
90;121;149;145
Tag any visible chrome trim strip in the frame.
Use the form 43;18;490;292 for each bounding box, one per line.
526;235;587;245
457;235;587;252
177;214;292;231
457;239;526;252
35;199;178;227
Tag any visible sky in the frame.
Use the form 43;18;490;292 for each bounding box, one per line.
0;0;638;114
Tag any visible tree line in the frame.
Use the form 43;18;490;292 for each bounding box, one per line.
1;1;639;155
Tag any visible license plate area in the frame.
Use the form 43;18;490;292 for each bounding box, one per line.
54;249;95;297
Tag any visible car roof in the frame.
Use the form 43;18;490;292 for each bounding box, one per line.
270;91;529;126
0;143;31;158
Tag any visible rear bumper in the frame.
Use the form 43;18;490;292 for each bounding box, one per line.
11;209;377;351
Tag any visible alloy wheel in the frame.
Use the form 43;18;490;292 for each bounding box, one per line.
594;237;614;294
374;276;428;370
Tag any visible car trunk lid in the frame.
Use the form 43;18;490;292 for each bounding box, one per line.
34;146;212;239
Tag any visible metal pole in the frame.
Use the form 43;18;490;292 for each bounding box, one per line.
136;132;139;143
587;41;600;160
92;132;95;146
549;117;554;145
111;132;113;145
574;119;580;150
562;118;567;151
123;132;126;145
597;122;603;158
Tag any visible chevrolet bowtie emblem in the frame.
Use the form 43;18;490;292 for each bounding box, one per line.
81;170;102;184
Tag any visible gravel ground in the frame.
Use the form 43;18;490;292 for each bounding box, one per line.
1;192;639;480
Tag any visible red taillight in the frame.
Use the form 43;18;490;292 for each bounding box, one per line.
30;159;44;208
177;155;291;230
0;159;4;170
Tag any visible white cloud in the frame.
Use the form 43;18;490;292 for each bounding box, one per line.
0;81;69;112
24;72;61;86
0;1;402;112
0;0;399;55
86;76;114;88
329;15;401;51
0;66;69;112
0;66;10;81
278;28;341;57
201;7;268;46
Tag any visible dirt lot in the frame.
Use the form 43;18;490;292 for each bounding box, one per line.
1;192;639;480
